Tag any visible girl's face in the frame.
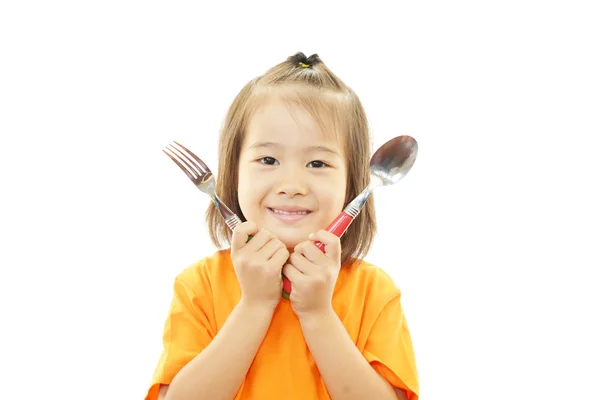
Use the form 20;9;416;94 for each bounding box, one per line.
237;98;347;249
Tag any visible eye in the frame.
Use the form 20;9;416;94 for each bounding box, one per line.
259;157;279;166
307;160;329;168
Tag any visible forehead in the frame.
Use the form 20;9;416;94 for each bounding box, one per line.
244;87;345;148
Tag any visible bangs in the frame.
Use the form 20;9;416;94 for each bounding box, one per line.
247;84;350;146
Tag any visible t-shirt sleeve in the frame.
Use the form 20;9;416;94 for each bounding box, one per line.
145;273;215;400
363;294;420;400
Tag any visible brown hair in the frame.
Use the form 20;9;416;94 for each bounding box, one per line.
205;52;376;266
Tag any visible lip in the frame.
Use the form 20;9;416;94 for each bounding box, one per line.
268;207;312;223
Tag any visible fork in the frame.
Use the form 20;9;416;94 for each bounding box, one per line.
163;141;293;299
162;141;242;231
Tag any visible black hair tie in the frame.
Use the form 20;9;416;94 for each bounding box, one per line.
290;52;322;68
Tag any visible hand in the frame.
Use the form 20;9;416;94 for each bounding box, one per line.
282;230;341;322
231;222;289;313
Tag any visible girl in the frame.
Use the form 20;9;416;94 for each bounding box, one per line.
146;52;419;400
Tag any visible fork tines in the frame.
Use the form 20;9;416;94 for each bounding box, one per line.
163;141;209;182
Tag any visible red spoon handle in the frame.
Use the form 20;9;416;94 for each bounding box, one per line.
315;211;354;251
282;275;292;298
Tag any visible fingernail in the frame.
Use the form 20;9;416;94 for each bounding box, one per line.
308;233;315;239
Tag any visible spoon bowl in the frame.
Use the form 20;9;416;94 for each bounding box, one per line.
369;134;418;187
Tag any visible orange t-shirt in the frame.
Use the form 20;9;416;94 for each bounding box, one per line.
145;249;419;400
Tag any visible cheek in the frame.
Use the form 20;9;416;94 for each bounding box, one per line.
319;179;347;209
236;168;252;207
237;168;268;210
236;161;257;193
236;170;247;194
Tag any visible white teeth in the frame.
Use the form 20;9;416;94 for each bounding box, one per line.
271;208;309;215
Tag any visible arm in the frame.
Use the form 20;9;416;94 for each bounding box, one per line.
284;230;407;400
300;310;406;400
162;300;273;400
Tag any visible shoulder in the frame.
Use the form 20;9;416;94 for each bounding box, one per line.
344;259;401;295
335;259;402;313
173;248;235;295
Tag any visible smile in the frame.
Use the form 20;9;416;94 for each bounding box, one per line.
268;207;312;222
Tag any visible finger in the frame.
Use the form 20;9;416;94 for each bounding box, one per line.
249;229;280;252
258;239;288;262
231;221;258;251
308;230;341;261
269;246;290;268
282;263;305;284
288;250;319;275
242;229;276;253
294;239;330;266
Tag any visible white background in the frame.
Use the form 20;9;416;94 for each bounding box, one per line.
1;1;599;399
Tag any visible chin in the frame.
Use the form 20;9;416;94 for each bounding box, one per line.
280;237;302;250
274;232;305;250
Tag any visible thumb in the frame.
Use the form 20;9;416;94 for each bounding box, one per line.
309;230;341;262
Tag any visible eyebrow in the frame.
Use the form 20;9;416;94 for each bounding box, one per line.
248;141;341;156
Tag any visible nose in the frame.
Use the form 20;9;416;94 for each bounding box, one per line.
275;169;308;197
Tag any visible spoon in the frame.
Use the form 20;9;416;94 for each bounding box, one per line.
317;134;418;249
282;135;418;296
